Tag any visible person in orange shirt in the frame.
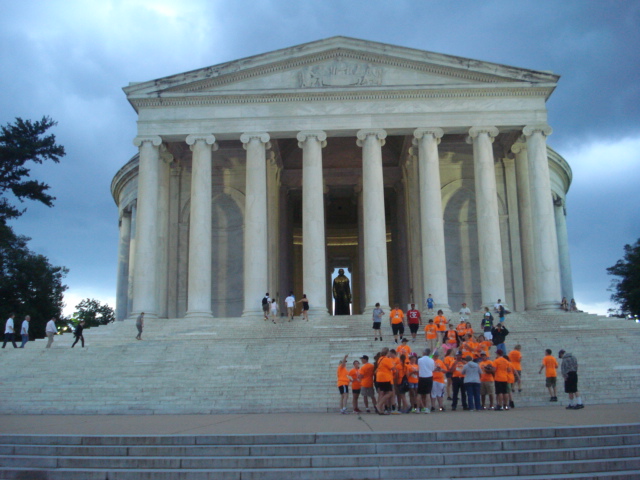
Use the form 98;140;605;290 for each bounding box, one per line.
538;349;559;401
464;321;474;338
348;360;362;414
394;352;409;414
506;356;519;409
478;352;496;410
406;355;420;412
389;305;405;344
508;344;523;393
443;324;459;355
431;351;447;411
336;354;350;414
375;349;397;415
456;320;467;338
442;348;456;400
358;355;377;413
397;337;411;358
477;334;492;357
434;309;448;342
493;349;511;410
424;319;438;352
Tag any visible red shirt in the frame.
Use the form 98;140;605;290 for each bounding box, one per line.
407;309;421;325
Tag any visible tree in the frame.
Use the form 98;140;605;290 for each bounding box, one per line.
71;299;115;328
607;238;640;316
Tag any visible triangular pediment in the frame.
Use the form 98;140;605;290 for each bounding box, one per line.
124;37;559;104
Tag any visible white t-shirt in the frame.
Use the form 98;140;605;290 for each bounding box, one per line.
459;307;471;319
45;320;57;334
285;295;295;308
418;355;435;378
21;320;29;335
4;318;14;334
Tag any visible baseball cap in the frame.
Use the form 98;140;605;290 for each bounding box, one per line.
360;355;369;360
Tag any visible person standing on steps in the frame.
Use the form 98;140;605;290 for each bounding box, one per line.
538;349;559;402
559;349;584;409
19;315;30;348
71;320;85;348
285;291;296;321
135;312;144;340
389;304;405;344
372;303;384;341
358;355;377;413
3;313;17;348
406;303;421;342
459;302;471;323
45;317;57;348
491;323;508;353
481;307;494;341
425;294;434;315
297;294;309;321
337;354;350;414
348;360;362;413
261;293;270;321
508;345;523;393
434;309;448;344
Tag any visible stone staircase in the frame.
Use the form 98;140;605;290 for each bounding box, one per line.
0;310;638;414
0;424;639;479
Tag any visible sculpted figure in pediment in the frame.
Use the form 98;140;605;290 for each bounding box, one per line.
299;59;383;88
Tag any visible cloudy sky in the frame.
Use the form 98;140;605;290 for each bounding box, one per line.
1;0;638;316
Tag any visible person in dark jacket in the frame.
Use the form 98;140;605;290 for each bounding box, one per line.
71;321;85;348
491;324;509;353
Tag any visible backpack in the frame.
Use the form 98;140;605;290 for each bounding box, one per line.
262;297;269;306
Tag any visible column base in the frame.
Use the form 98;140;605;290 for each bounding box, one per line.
307;307;329;317
242;308;264;318
184;310;213;320
536;300;562;311
128;311;157;321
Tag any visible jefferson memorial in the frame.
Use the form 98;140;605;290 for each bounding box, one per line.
111;37;574;321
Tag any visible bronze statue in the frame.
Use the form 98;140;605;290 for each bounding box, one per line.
332;268;352;315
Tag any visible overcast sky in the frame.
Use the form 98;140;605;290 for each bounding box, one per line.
1;0;638;316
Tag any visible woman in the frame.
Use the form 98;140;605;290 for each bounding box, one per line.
406;355;420;412
461;355;482;411
270;299;279;324
561;297;569;311
297;294;310;321
443;348;456;400
348;360;362;413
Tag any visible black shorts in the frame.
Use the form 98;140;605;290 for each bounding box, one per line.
372;322;381;330
338;385;349;394
377;381;392;392
409;323;419;334
564;371;578;394
391;323;404;335
417;377;433;395
495;381;508;395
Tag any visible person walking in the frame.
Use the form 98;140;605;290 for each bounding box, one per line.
406;304;421;342
508;345;523;392
358;355;377;413
389;305;405;344
261;293;270;320
434;309;448;343
480;307;493;341
297;294;309;321
3;314;18;348
19;315;30;348
135;312;144;340
491;323;509;353
538;349;559;402
285;291;296;321
45;318;57;348
559;349;584;409
417;348;435;413
71;320;86;348
270;299;279;324
372;303;384;341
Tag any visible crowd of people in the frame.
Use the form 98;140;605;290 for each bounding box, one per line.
336;299;583;414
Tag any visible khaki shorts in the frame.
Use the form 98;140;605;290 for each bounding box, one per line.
480;381;495;395
545;376;557;388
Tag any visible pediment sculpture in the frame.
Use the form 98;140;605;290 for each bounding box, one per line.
299;58;383;88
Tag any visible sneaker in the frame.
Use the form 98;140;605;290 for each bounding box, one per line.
495;405;503;411
340;408;348;414
411;408;417;413
549;397;554;402
439;407;445;412
575;404;584;409
451;407;457;411
391;410;401;415
447;396;452;401
489;406;495;410
509;401;514;408
566;405;576;409
504;406;510;410
374;338;377;341
430;407;435;412
462;407;469;411
354;408;362;413
552;396;558;402
423;408;430;414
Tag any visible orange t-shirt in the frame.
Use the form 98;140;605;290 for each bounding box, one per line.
452;360;466;378
466;340;479;358
445;330;458;345
456;323;467;336
443;356;456;371
434;315;447;331
479;341;492;356
337;364;349;386
376;356;395;383
348;368;361;389
425;324;438;340
359;363;374;388
542;355;558;377
433;359;446;384
508;350;522;371
506;360;515;384
493;356;510;382
465;326;474;336
406;363;419;384
393;357;404;384
390;309;404;324
397;344;411;358
479;360;495;382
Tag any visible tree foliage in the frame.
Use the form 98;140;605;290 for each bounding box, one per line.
71;298;115;328
0;116;65;224
607;238;640;316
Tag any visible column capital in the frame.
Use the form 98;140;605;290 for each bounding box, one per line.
133;135;162;147
186;134;218;151
240;132;271;150
468;126;499;141
523;124;553;137
510;139;528;155
412;127;444;145
356;128;386;147
160;144;175;163
297;130;327;148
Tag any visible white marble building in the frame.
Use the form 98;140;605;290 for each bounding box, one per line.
111;37;574;321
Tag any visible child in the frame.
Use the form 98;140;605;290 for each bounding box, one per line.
337;354;350;414
270;299;279;324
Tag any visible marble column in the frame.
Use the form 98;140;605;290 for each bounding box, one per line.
131;135;162;319
512;140;538;310
156;146;173;319
115;210;131;321
413;128;450;313
185;134;217;318
468;127;506;308
357;129;390;313
503;157;525;311
524;125;562;310
241;132;271;317
127;201;137;316
554;195;574;301
297;131;328;315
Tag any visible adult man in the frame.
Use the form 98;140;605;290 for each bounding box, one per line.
135;312;145;340
284;291;296;321
479;352;496;410
406;303;421;342
559;350;584;409
72;320;86;348
508;345;523;393
417;348;435;413
459;302;471;322
45;318;57;348
538;349;559;402
491;323;509;353
449;351;468;411
332;269;351;315
389;305;405;344
262;293;270;320
2;314;17;348
19;315;30;348
372;303;384;341
493;349;511;410
358;355;377;413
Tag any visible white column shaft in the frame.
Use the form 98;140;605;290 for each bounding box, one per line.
241;133;270;316
186;135;216;318
554;198;574;301
525;126;562;309
131;136;162;318
298;131;328;314
414;128;450;312
115;211;131;321
469;127;506;307
127;203;137;316
357;129;389;313
156;152;171;318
